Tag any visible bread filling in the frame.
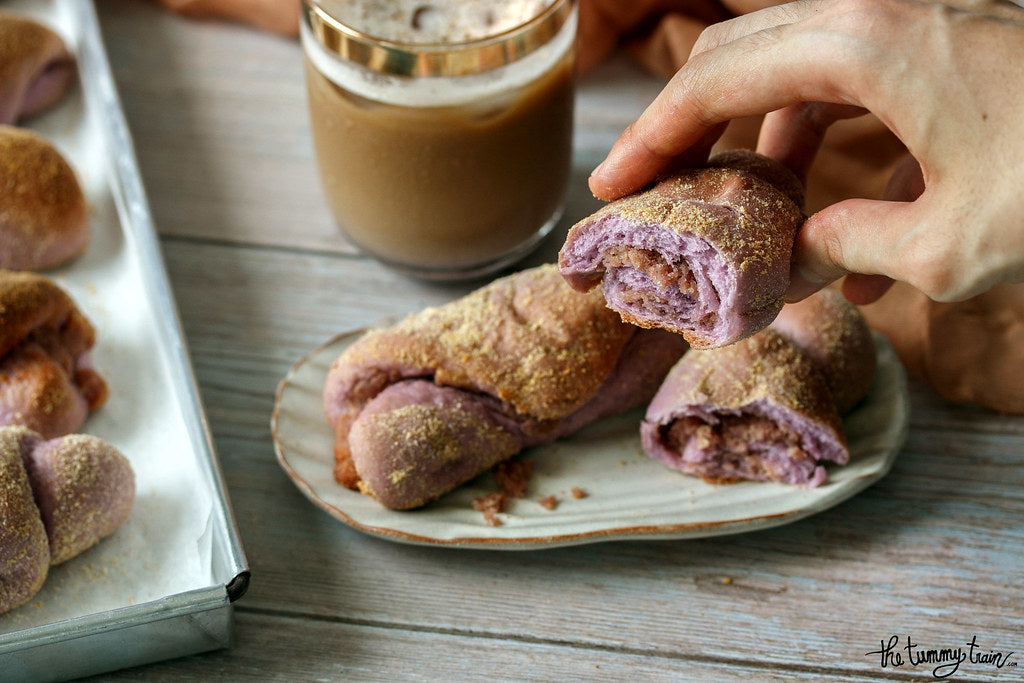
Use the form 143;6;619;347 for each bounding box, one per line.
665;414;820;485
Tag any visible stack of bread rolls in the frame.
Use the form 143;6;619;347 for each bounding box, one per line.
0;11;132;616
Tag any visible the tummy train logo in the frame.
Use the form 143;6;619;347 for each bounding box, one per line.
866;634;1017;678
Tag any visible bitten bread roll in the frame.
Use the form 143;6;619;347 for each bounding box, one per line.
323;264;687;510
641;330;847;488
770;288;877;414
559;150;805;349
0;11;74;125
0;426;134;615
0;270;107;438
0;126;90;271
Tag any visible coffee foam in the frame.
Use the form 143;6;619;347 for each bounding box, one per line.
302;1;576;108
320;0;554;44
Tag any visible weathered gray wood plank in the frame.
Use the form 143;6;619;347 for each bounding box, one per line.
93;609;957;682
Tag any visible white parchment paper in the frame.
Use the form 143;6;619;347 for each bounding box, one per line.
0;0;223;635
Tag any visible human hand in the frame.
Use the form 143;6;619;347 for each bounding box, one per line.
587;0;1024;304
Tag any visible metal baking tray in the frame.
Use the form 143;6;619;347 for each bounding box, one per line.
0;1;248;679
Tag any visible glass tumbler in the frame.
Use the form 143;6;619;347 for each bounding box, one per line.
301;0;577;280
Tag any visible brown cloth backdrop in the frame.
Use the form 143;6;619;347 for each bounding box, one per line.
151;0;300;37
151;0;1024;414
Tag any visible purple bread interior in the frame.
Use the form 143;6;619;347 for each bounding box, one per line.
641;398;849;488
564;212;754;345
559;151;806;349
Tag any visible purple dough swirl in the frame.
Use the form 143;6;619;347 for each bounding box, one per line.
559;150;805;349
641;329;848;488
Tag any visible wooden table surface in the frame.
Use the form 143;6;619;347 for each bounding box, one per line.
88;2;1023;680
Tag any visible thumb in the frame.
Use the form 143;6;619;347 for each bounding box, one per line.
786;198;921;302
839;154;926;304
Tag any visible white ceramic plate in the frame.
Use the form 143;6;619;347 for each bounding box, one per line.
273;329;908;549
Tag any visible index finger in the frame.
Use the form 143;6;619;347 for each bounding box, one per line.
587;1;871;200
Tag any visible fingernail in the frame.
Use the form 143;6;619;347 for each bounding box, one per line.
589;163;619;200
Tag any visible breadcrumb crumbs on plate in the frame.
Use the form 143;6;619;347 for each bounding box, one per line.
570;486;587;499
538;495;558;510
472;492;506;527
493;458;533;498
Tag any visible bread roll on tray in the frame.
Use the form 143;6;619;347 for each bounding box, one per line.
0;425;134;615
0;270;107;438
323;264;687;510
0;126;90;271
0;11;74;125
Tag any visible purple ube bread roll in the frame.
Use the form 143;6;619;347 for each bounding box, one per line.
770;288;877;414
0;126;90;271
0;425;134;615
324;264;687;510
0;426;49;615
641;330;847;488
559;150;805;349
0;11;74;125
22;432;136;564
0;270;108;438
